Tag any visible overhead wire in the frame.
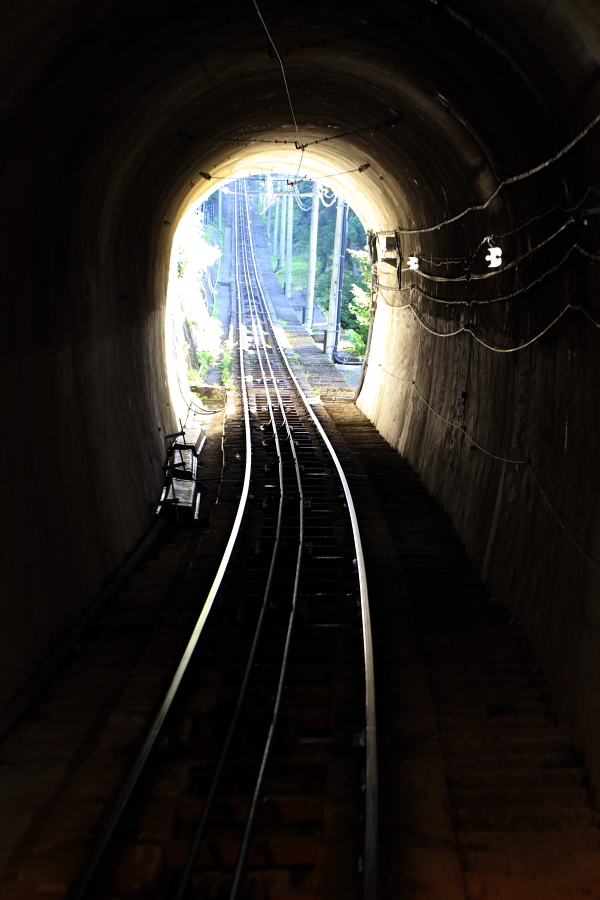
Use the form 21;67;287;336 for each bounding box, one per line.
202;162;370;190
292;145;306;186
527;467;600;577
574;241;600;261
379;366;529;464
323;162;371;180
286;162;370;187
189;114;403;148
250;0;304;151
467;304;600;352
300;115;402;148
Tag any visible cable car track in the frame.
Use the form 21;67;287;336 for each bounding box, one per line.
68;181;377;900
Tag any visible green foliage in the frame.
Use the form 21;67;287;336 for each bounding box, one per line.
203;193;225;247
187;369;203;387
348;248;371;284
196;349;215;380
348;283;370;328
273;255;308;292
289;188;371;332
261;180;372;358
343;328;367;359
343;281;370;359
220;347;232;388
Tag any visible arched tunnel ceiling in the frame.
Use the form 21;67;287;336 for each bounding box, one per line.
4;0;599;308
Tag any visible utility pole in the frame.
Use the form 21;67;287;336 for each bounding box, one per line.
285;191;294;299
266;173;272;236
218;189;222;230
325;196;348;359
305;181;320;330
279;192;287;269
272;191;279;264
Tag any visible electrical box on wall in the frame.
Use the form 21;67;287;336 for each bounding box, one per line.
379;234;400;270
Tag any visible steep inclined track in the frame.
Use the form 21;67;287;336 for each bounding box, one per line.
4;186;600;900
65;181;376;900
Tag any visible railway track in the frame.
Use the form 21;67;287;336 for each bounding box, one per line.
68;181;377;900
4;182;600;900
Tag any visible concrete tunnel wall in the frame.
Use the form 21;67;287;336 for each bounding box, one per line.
2;0;600;780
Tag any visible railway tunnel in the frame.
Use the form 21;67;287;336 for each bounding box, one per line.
2;0;600;894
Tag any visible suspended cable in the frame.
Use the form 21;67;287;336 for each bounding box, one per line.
190;114;403;148
203;162;370;190
250;0;304;150
375;290;600;351
377;364;528;463
319;188;338;207
374;109;600;235
376;241;599;306
323;162;370;180
292;145;306;186
377;363;600;576
292;183;312;211
574;241;600;261
406;218;576;283
408;306;466;338
465;304;599;353
419;187;600;266
528;467;600;576
301;115;402;148
285;162;369;189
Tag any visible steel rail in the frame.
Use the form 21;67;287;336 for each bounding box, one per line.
173;183;289;900
243;184;379;899
228;182;306;900
69;177;376;900
67;209;256;900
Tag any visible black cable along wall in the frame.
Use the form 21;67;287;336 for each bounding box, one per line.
355;20;600;784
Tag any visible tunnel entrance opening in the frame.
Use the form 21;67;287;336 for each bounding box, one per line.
164;167;376;424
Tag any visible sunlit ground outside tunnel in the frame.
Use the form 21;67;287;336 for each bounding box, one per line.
166;174;372;408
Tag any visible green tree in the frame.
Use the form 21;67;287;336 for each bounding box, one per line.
272;181;371;337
